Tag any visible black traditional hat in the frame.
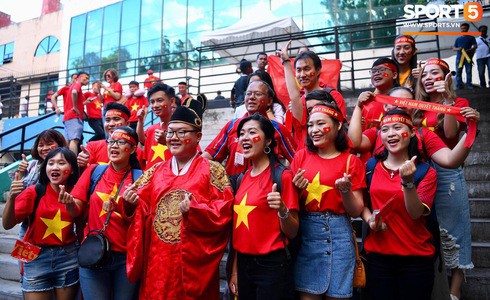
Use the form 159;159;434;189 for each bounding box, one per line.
182;93;207;112
169;98;203;130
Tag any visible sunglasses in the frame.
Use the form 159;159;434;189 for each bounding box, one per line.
105;74;112;78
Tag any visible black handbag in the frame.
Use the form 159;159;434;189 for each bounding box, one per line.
77;170;130;269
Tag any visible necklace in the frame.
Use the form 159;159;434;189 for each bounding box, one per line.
383;161;398;179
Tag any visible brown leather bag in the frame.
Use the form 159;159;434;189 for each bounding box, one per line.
351;222;366;288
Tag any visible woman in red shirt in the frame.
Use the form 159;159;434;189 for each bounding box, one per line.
362;110;437;300
68;127;142;300
228;113;299;299
101;68;123;105
413;58;480;300
3;147;80;299
291;103;365;299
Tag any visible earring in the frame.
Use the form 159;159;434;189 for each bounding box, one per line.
264;146;271;154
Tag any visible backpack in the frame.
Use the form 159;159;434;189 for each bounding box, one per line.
88;165;143;198
365;157;441;270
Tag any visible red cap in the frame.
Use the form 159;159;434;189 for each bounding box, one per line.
148;69;154;74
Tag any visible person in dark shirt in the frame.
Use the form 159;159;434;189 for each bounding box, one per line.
453;23;477;89
231;60;253;109
214;90;225;100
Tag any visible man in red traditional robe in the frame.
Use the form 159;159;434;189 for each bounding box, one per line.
123;98;233;299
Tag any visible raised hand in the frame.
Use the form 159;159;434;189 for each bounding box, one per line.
179;193;191;214
137;108;146;122
77;145;90;167
357;91;375;108
154;129;166;144
368;210;387;231
58;185;75;205
292;168;308;190
17;154;29;175
412;60;423;79
276;40;292;63
122;183;139;205
399;156;417;184
460;107;480;122
433;73;452;97
335;172;352;194
267;183;284;210
9;172;24;198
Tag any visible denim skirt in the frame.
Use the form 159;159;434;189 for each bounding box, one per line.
431;162;473;269
294;211;355;298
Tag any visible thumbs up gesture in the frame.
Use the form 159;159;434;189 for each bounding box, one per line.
399;156;417;183
433;73;452;97
77;145;90;167
335;173;352;194
179;193;192;214
17;154;29;175
267;183;284;210
412;60;423;79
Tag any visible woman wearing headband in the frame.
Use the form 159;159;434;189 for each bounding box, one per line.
362;110;437;300
67;127;142;300
392;35;418;90
291;103;365;299
414;58;480;300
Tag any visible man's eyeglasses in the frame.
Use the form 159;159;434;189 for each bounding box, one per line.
164;130;198;138
369;67;392;75
107;139;131;146
245;91;266;98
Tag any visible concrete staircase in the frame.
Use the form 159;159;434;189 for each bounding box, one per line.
0;203;22;300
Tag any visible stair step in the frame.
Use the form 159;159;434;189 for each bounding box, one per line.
0;253;21;282
471;219;490;243
0;234;17;255
472;242;490;268
467;181;490;198
0;221;20;237
0;278;22;300
469;198;490;219
464;165;490;181
461;267;490;300
465;151;490;166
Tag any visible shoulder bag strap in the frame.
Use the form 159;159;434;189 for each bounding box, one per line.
101;170;131;232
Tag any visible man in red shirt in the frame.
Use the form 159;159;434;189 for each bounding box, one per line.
64;71;89;155
83;81;105;142
125;81;148;130
178;81;192;103
143;69;161;90
52;73;78;116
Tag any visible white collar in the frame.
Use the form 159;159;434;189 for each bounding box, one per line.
171;151;199;176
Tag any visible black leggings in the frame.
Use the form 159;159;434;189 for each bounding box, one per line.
366;253;434;300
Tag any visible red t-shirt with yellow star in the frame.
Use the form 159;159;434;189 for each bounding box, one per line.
419;97;468;149
71;164;136;252
125;95;148;123
232;166;299;255
143;123;172;170
85;139;145;168
15;184;76;246
361;101;385;131
83;91;103;119
364;162;437;257
290;149;366;213
103;82;123;104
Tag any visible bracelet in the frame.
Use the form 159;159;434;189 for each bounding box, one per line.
340;189;350;194
278;207;290;219
281;59;289;65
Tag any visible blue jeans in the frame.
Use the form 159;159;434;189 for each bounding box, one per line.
455;53;473;89
79;252;138;300
237;249;294;300
477;57;490;88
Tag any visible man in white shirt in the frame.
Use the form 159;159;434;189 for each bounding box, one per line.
476;25;490;88
20;96;29;118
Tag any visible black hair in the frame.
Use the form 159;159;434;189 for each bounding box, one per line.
31;129;67;161
104;102;130;119
479;25;488;31
294;51;322;71
305;90;336;103
39;147;79;187
391;34;418;71
237;113;283;184
374;109;423;162
257;52;267;59
461;23;470;28
247;70;286;113
78;71;89;77
110;126;141;170
103;68;119;82
306;102;349;153
148;83;176;100
178;81;187;86
372;57;400;87
387;86;414;98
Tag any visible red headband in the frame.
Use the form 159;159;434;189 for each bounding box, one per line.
394;36;415;46
106;109;129;121
111;131;136;145
310;106;344;122
425;58;450;72
379;62;398;73
381;114;413;128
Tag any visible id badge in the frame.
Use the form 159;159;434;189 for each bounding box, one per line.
234;152;244;166
11;240;41;262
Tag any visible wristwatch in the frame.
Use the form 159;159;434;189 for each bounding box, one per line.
278;208;290;220
401;181;415;189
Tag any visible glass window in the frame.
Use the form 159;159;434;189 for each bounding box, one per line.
163;0;186;38
102;32;119;53
213;0;240;29
35;36;60;56
69;15;86;44
121;0;140;31
39;77;58;115
140;38;161;58
103;3;122;35
4;42;14;62
86;9;103;40
141;0;162;42
140;21;162;42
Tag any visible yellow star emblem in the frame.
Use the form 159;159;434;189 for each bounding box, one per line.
151;143;168;162
40;209;71;241
131;103;139;112
95;101;102;109
96;184;122;217
305;172;333;207
422;118;435;131
97;161;109;165
234;193;256;229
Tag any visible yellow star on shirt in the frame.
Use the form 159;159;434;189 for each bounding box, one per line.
97;161;109;165
95;101;102;109
305;172;333;207
422;118;435;131
151;143;168;162
40;209;71;241
96;184;122;217
234;193;256;229
131;103;139;112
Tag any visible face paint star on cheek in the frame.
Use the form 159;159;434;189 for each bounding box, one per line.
252;136;261;143
63;170;71;175
406;50;412;55
184;139;192;144
323;127;331;133
163;104;168;109
50;145;57;150
308;71;316;77
435;77;443;82
401;132;409;138
382;73;390;77
124;148;131;152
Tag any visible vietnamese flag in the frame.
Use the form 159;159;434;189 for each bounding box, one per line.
401;132;409;138
323;127;331;133
252;136;261;143
267;56;342;107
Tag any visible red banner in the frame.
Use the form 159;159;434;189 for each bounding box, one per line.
375;95;477;148
267;56;342;106
11;240;41;262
